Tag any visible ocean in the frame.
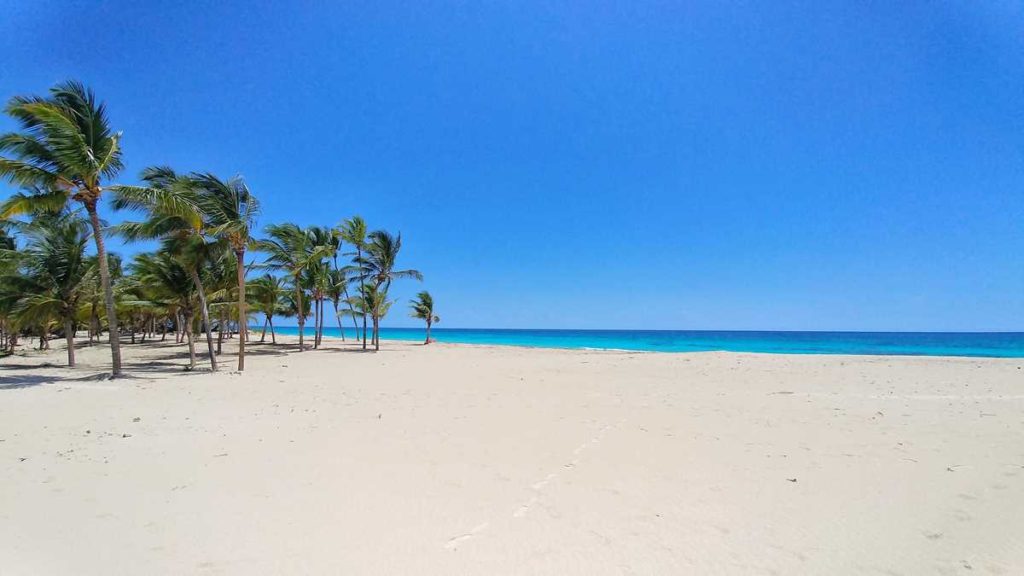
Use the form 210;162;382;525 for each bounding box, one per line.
260;327;1024;358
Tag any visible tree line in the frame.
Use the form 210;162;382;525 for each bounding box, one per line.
0;81;439;376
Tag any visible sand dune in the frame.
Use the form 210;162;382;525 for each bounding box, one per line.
1;335;1022;574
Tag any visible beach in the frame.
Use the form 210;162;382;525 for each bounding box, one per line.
1;336;1022;575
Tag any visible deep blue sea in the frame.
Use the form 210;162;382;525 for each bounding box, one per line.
262;327;1024;358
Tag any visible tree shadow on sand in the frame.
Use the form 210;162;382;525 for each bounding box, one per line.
0;373;70;390
0;339;358;385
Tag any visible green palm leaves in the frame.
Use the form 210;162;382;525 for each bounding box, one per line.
0;81;125;375
255;223;321;351
0;81;436;369
353;230;422;350
111;168;260;370
409;291;439;345
249;274;284;343
1;211;94;365
0;81;123;192
192;173;259;370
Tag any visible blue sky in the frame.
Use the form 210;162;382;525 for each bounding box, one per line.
2;1;1022;330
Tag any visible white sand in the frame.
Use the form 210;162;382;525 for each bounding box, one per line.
1;335;1022;574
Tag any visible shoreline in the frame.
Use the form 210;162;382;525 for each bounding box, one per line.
251;328;1024;361
7;332;1024;372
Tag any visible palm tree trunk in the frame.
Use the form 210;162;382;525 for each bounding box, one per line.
91;300;100;343
269;316;276;344
316;297;325;348
295;278;305;351
373;316;380;351
188;268;218;371
217;309;224;355
64;319;76;367
236;249;247;371
330;254;349;342
362;310;368;348
185;311;196;370
340;284;359;340
332;300;345;341
313;298;319;349
85;201;122;376
358;247;367;349
260;316;268;343
425;319;431;345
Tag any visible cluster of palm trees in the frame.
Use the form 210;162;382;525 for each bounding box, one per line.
0;81;439;376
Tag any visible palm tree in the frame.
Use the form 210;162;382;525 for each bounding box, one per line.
249;274;283;343
304;260;331;348
325;267;356;340
358;230;422;347
0;224;21;352
409;291;439;345
4;211;93;366
79;252;121;343
338;216;368;348
256;223;322;351
192;173;259;370
306;226;335;348
111;167;220;371
318;225;361;341
129;252;200;369
279;279;311;341
351;283;393;351
0;82;126;375
205;251;238;356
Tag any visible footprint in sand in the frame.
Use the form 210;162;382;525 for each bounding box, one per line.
443;522;489;550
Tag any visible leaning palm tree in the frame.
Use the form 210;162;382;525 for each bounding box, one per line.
325;267;357;340
192;173;259;370
0;225;21;352
317;225;361;341
130;252;200;369
0;81;126;375
338;216;368;348
279;279;311;342
256;223;322;351
304;260;332;349
204;250;239;356
306;226;335;348
349;283;393;351
79;252;121;343
5;211;93;366
248;273;284;343
111;167;221;371
358;230;422;347
409;291;440;345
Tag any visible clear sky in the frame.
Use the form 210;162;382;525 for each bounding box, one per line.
2;1;1022;331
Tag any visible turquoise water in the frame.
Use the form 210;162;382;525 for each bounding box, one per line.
261;327;1024;358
